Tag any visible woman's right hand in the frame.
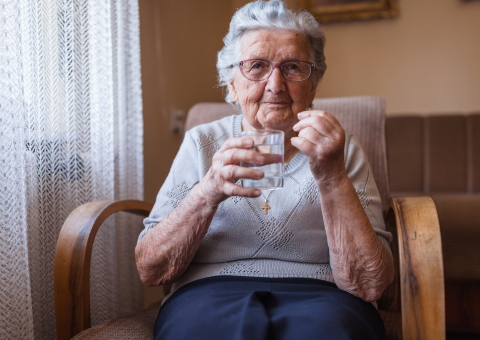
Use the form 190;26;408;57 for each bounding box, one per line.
197;137;267;206
136;137;267;286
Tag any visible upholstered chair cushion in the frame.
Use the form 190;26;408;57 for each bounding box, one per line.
72;304;160;340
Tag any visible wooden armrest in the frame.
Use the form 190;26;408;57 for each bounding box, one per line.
388;196;445;340
54;200;153;340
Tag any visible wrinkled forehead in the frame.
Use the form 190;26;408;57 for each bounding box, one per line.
237;28;313;62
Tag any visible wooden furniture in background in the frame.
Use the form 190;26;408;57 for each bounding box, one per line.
387;114;480;335
299;0;398;23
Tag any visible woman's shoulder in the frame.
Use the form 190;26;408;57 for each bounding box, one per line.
187;114;242;141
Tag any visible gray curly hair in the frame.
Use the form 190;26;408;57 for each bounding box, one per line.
217;0;327;105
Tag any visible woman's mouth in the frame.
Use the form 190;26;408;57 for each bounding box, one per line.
263;102;289;106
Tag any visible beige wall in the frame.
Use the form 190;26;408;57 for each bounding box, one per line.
139;0;480;306
140;0;231;204
317;0;480;115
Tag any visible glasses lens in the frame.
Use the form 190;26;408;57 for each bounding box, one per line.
281;61;312;81
241;60;271;80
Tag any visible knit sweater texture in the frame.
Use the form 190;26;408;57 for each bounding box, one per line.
139;114;392;296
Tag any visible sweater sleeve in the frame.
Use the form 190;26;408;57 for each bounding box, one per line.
138;131;201;243
344;132;393;245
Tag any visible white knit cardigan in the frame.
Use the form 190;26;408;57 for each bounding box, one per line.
139;114;392;296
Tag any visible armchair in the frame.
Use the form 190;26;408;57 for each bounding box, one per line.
54;96;445;340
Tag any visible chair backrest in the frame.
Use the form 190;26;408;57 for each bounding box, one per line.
186;96;389;213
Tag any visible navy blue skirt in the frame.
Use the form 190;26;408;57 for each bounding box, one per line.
154;276;386;340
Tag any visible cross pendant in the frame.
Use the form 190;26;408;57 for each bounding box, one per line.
260;201;271;215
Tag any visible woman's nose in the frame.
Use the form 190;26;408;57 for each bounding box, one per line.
265;67;286;94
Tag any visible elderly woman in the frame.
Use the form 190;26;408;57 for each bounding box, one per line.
136;1;394;339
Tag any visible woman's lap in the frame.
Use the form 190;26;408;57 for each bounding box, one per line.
154;276;386;340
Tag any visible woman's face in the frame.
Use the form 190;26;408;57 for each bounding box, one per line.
228;29;318;132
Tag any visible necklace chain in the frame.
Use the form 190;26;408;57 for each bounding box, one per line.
261;190;273;202
257;159;290;215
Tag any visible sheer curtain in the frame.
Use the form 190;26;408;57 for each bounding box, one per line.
0;0;144;339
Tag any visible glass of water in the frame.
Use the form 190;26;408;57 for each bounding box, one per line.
240;129;284;190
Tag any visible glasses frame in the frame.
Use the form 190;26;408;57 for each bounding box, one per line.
232;59;316;82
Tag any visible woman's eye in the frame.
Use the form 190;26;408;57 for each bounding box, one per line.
285;63;300;71
251;62;265;69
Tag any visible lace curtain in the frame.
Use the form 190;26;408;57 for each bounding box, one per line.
0;0;144;339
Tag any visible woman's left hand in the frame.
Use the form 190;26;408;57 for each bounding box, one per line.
291;110;346;185
292;111;395;301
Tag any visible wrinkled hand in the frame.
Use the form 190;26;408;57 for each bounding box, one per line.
198;137;272;206
291;110;347;185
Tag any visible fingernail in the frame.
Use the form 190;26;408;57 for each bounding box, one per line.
256;156;264;162
292;124;299;131
297;112;306;119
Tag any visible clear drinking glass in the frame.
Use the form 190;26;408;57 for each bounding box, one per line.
240;129;284;190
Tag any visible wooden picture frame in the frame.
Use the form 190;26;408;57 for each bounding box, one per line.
300;0;398;23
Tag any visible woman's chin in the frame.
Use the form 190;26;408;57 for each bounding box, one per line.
242;107;297;131
260;119;295;132
256;112;295;131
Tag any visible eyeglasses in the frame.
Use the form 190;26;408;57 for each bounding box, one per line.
231;59;315;82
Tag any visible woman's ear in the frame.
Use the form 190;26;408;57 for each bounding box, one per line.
227;80;238;104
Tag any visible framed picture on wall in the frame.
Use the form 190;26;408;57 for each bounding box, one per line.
300;0;398;23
